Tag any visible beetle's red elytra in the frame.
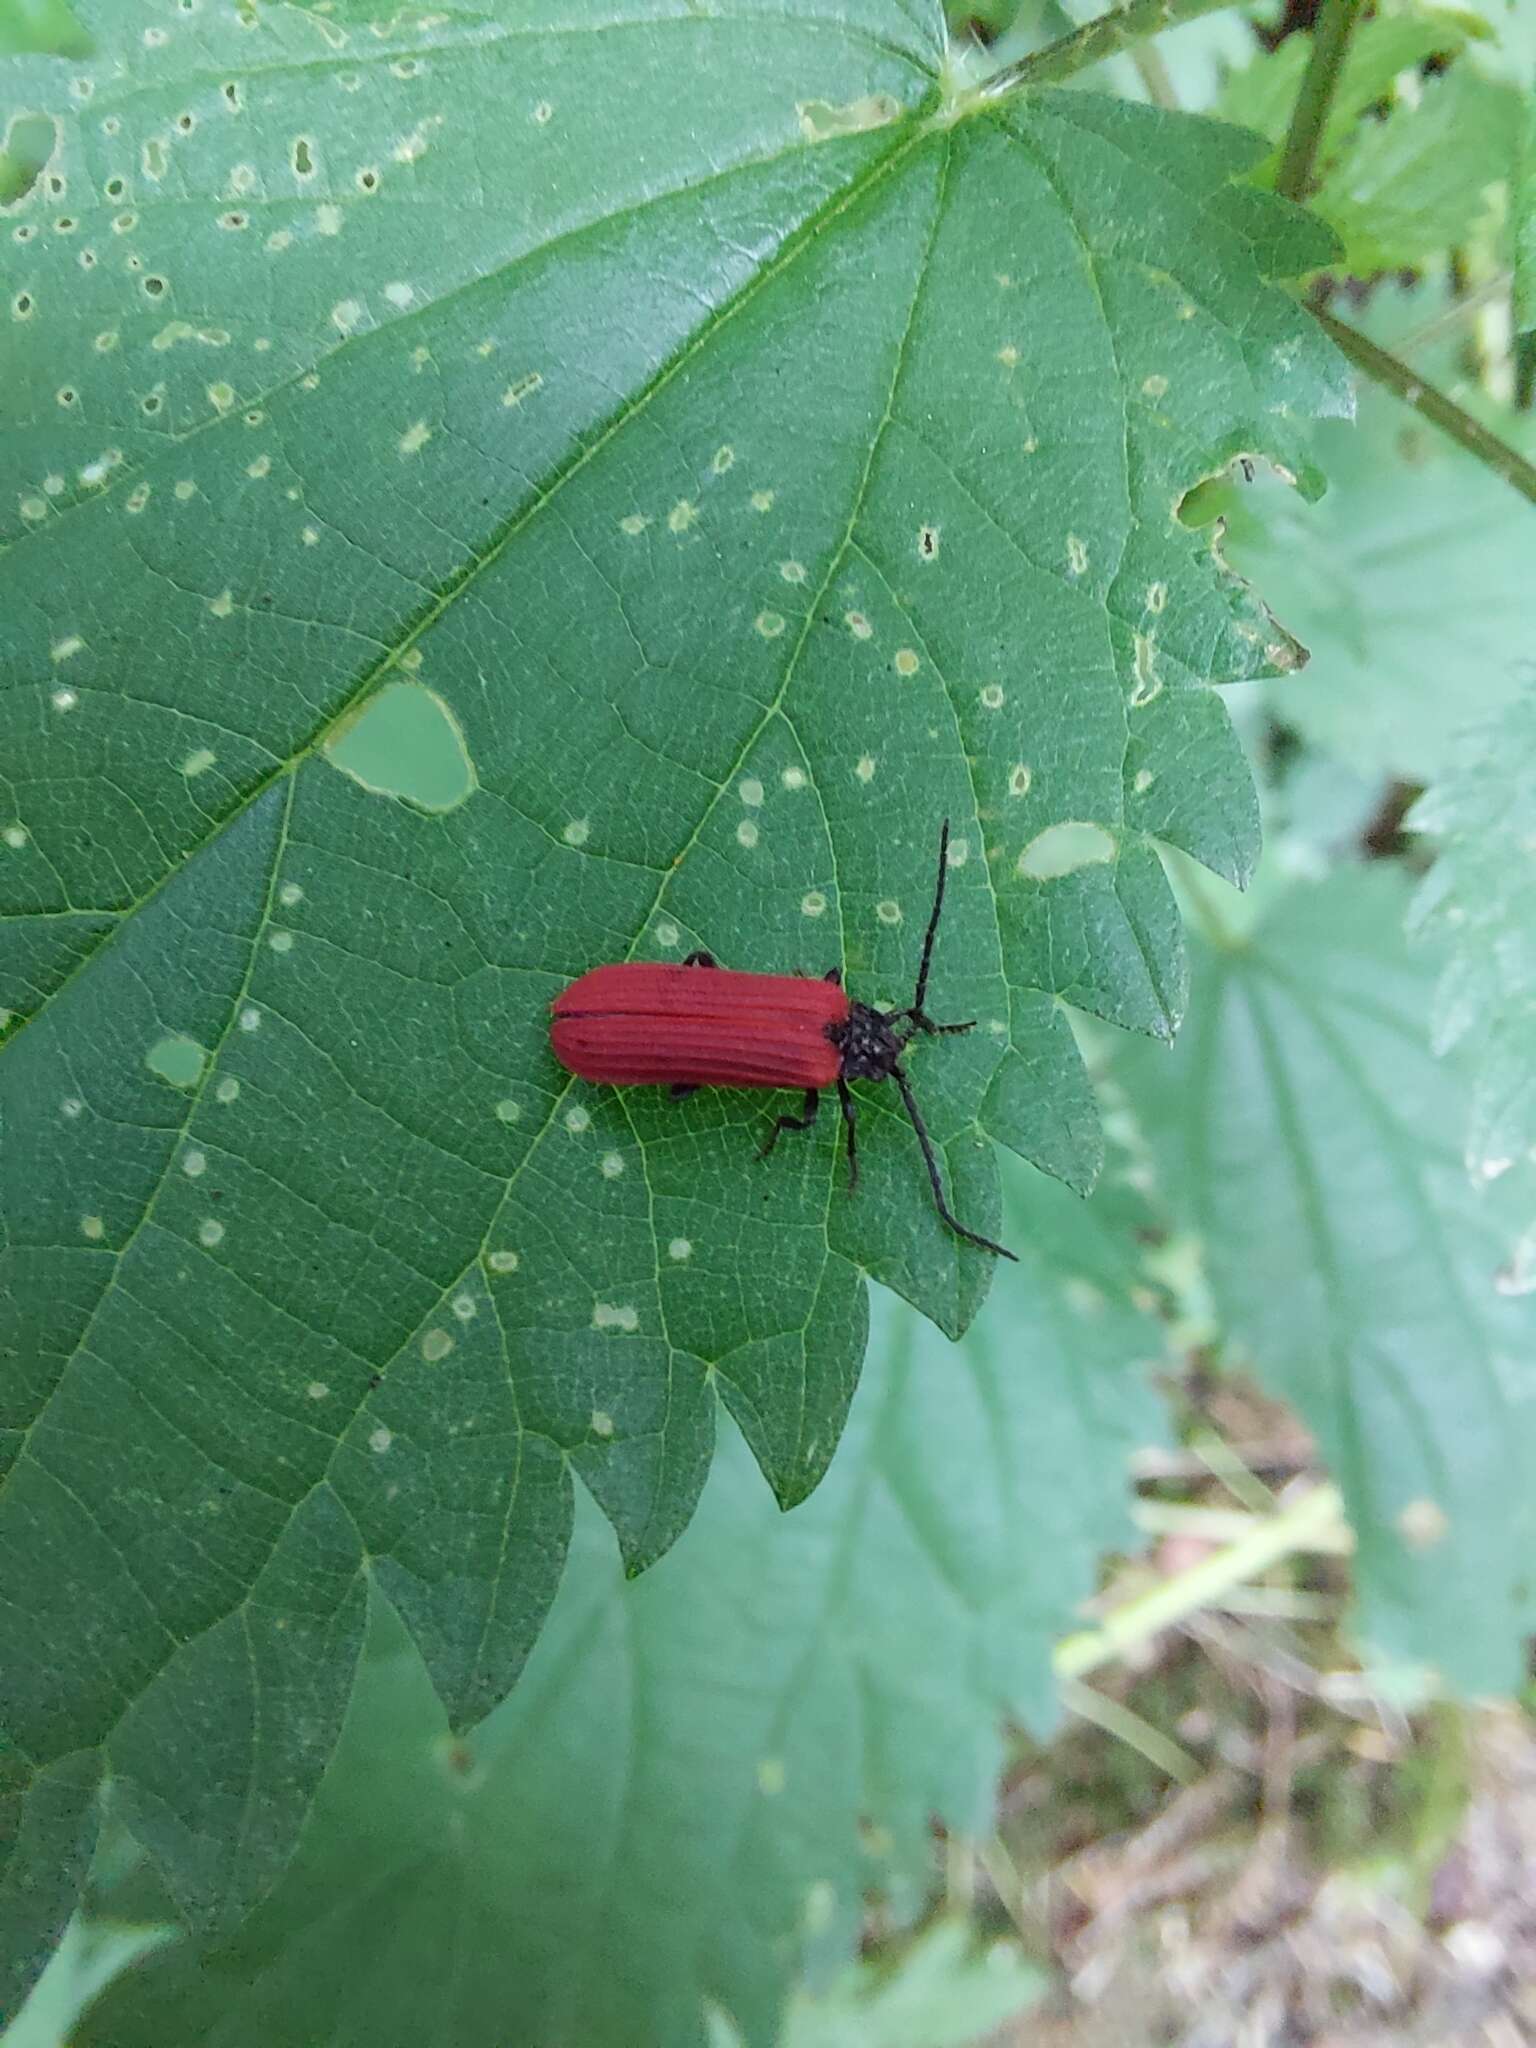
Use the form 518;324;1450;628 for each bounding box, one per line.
550;821;1014;1259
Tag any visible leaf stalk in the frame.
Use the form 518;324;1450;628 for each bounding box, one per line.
1275;0;1365;202
1317;310;1536;509
976;0;1241;97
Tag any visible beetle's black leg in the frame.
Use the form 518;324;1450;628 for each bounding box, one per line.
891;1064;1016;1260
759;1088;820;1159
902;1011;976;1038
668;1083;699;1101
836;1078;859;1191
823;966;843;987
909;819;951;1019
682;949;717;968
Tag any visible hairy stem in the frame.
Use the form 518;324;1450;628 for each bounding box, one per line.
977;0;1238;97
1318;310;1536;509
1276;0;1364;201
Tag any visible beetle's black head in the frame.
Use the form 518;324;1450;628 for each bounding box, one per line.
830;1001;903;1083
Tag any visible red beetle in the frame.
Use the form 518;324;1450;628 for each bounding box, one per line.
550;822;1014;1259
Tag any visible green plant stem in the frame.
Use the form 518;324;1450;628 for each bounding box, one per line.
1275;0;1363;201
1318;310;1536;509
977;0;1238;97
1054;1483;1349;1683
1060;1678;1202;1783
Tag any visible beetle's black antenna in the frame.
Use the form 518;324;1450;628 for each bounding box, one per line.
910;819;950;1021
892;1064;1016;1260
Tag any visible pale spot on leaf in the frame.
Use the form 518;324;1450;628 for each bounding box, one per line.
563;818;589;847
801;890;827;918
565;1105;590;1133
592;1303;638;1332
796;93;900;142
421;1327;453;1361
737;819;758;849
600;1152;625;1178
668;1238;692;1261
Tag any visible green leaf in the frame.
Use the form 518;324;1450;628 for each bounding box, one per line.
774;1920;1045;2048
1517;88;1536;332
1115;866;1536;1692
1218;9;1480;167
3;1914;175;2048
0;1746;103;2028
72;1165;1163;2048
1;0;1344;1969
1315;65;1521;274
1409;689;1536;1283
1217;15;1520;275
0;0;90;59
1222;291;1536;780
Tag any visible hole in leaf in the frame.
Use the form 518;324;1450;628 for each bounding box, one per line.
1017;822;1117;880
0;114;60;209
145;1033;208;1087
323;682;475;812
